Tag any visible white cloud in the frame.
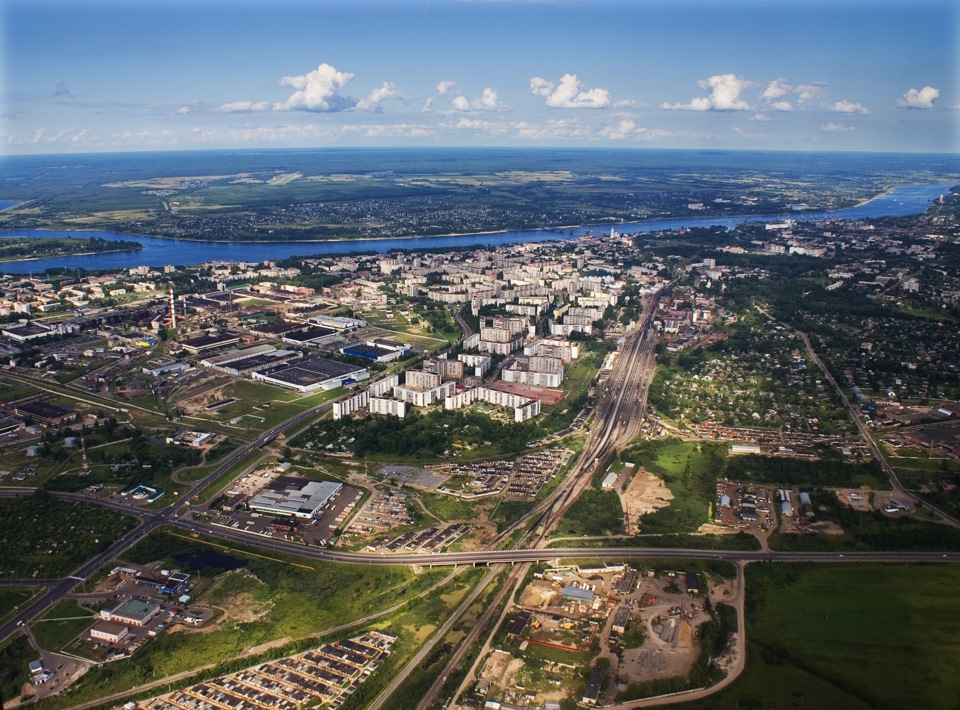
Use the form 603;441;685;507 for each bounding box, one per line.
529;77;554;98
762;78;791;100
752;113;770;122
613;99;645;109
451;88;504;112
436;80;457;96
274;62;355;111
219;100;271;113
897;86;939;109
598;119;670;141
662;74;752;111
831;100;869;114
453;117;489;129
771;101;793;112
446;116;510;134
341;123;432;138
515;118;591;139
176;106;191;115
821;122;855;132
795;83;828;103
355;82;402;111
530;74;611;109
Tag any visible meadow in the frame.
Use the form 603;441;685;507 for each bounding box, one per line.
680;563;960;710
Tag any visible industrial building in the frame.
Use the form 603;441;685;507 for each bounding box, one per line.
101;598;162;627
249;478;343;519
252;356;369;392
179;332;241;355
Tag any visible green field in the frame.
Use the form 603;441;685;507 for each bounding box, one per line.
680;563;960;710
193;450;270;504
31;600;95;652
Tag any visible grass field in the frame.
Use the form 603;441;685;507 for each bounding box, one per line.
193;450;270;504
622;440;724;534
31;600;95;652
203;379;342;431
679;563;960;710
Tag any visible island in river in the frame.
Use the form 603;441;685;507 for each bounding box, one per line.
0;236;143;263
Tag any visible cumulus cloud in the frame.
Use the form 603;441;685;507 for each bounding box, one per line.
445;116;510;135
220;100;271;113
451;88;504;112
897;86;939;109
275;63;355;111
821;122;855;132
752;113;770;122
598;119;670;141
770;101;793;112
176;106;191;115
515;118;591;140
220;62;402;114
341;123;432;138
795;83;828;104
355;82;402;111
762;78;791;100
529;74;611;109
831;100;869;114
436;80;457;96
662;74;752;111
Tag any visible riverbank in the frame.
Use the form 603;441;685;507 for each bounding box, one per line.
0;182;952;275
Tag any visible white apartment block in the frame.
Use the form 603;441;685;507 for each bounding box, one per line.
369;397;407;418
479;335;523;355
367;374;399;398
395;380;455;407
333;391;369;420
551;321;593;336
405;370;442;390
458;353;491;377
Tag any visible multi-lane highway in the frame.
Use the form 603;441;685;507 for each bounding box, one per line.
0;399;333;643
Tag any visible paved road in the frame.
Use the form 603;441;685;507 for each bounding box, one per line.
0;399;333;644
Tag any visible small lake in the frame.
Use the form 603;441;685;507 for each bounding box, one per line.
0;182;952;274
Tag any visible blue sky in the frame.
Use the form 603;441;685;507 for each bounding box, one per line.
2;0;957;154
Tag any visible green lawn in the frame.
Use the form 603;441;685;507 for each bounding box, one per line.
680;563;960;710
193;450;270;504
416;490;488;522
31;600;95;652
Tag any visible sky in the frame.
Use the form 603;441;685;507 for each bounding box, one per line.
2;0;958;155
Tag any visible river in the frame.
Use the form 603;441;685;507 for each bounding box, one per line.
0;183;952;275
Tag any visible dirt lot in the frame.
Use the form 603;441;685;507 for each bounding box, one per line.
518;580;560;608
620;467;674;533
837;487;873;512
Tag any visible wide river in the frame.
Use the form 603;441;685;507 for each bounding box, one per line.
0;183;953;274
